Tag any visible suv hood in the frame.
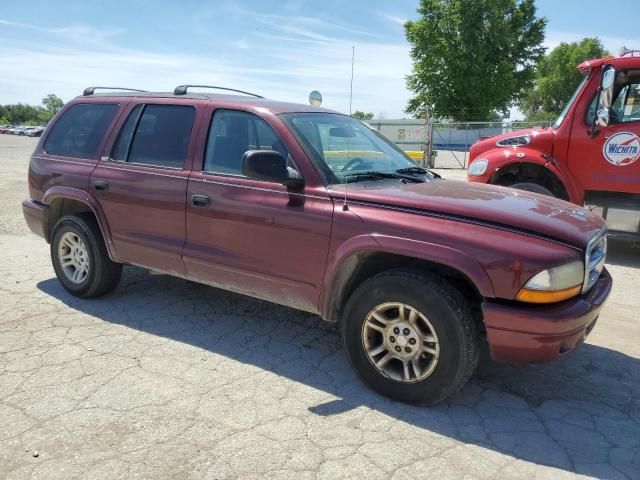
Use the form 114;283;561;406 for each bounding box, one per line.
330;180;603;247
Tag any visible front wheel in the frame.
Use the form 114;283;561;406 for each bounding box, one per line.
342;269;479;405
51;214;122;298
509;182;555;197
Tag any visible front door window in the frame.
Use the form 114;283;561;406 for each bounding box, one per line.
203;109;292;175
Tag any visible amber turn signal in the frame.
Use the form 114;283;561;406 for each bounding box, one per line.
515;284;582;304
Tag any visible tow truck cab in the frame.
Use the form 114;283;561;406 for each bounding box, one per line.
468;50;640;239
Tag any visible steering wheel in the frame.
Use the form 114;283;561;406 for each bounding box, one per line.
341;157;366;172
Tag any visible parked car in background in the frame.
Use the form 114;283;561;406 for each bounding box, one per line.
23;85;611;405
24;126;45;137
0;125;44;135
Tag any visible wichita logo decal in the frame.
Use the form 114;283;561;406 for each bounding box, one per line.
603;132;640;166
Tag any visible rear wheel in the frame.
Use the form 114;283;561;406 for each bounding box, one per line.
51;214;122;298
509;182;555;197
341;269;479;405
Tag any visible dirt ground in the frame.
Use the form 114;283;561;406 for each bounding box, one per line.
1;135;639;479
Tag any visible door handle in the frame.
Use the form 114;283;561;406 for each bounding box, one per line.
93;180;109;192
190;194;211;207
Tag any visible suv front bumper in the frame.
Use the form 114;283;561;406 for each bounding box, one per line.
483;267;612;364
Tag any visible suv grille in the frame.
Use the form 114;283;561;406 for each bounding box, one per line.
582;229;607;293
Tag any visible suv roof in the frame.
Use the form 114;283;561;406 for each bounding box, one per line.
75;90;336;115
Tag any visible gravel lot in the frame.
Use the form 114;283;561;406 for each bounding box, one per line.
1;135;639;479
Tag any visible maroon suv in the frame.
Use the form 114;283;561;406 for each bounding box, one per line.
22;86;612;404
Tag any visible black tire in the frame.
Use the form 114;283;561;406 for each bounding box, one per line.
50;214;122;298
341;269;479;405
509;182;555;197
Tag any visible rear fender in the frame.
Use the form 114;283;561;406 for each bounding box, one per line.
42;186;119;262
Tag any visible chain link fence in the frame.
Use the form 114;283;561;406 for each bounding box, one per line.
429;121;549;168
371;119;551;169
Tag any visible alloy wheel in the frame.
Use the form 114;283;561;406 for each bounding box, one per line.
58;231;90;284
361;302;440;383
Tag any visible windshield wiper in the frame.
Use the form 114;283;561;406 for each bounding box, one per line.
396;166;441;180
343;171;423;183
396;166;428;175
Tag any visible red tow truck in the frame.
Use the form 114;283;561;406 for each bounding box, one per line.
468;50;640;238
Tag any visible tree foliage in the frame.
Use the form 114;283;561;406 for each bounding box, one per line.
405;0;546;121
352;110;375;121
521;38;608;119
0;94;64;126
42;94;64;116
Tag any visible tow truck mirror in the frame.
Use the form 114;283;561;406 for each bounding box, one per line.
600;68;615;108
596;108;610;127
596;67;616;128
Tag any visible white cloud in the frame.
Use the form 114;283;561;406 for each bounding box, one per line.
0;15;413;117
376;13;408;27
0;18;125;41
0;42;412;116
227;7;381;40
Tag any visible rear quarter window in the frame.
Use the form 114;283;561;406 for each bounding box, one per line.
44;103;118;158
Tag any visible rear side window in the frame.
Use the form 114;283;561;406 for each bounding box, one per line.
44;103;118;158
204;109;288;174
111;104;196;169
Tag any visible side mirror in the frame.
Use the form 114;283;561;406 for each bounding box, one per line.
596;67;616;128
600;68;615;108
596;108;610;127
241;150;304;188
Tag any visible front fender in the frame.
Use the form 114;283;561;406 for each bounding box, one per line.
42;186;119;262
319;233;494;322
468;147;581;202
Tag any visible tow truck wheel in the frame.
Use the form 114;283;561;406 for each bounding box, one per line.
509;182;555;197
341;269;479;405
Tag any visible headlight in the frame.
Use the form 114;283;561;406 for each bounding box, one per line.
468;158;488;175
516;260;584;303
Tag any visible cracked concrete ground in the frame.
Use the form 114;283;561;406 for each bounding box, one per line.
1;135;639;479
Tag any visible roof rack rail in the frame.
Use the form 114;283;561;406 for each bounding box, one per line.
173;85;264;98
83;86;148;96
619;48;640;58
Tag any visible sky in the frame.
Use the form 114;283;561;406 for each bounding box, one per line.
1;0;638;119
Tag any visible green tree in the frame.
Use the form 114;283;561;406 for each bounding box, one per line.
521;38;608;119
352;110;375;121
405;0;546;121
0;103;47;125
0;95;64;125
41;94;64;122
522;111;557;123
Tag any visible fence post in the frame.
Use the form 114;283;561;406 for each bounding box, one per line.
424;111;431;168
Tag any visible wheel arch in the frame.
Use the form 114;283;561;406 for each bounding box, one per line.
477;146;581;202
42;186;119;262
488;161;570;200
320;235;494;324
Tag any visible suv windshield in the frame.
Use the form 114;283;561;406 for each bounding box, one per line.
281;113;428;184
553;75;590;129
